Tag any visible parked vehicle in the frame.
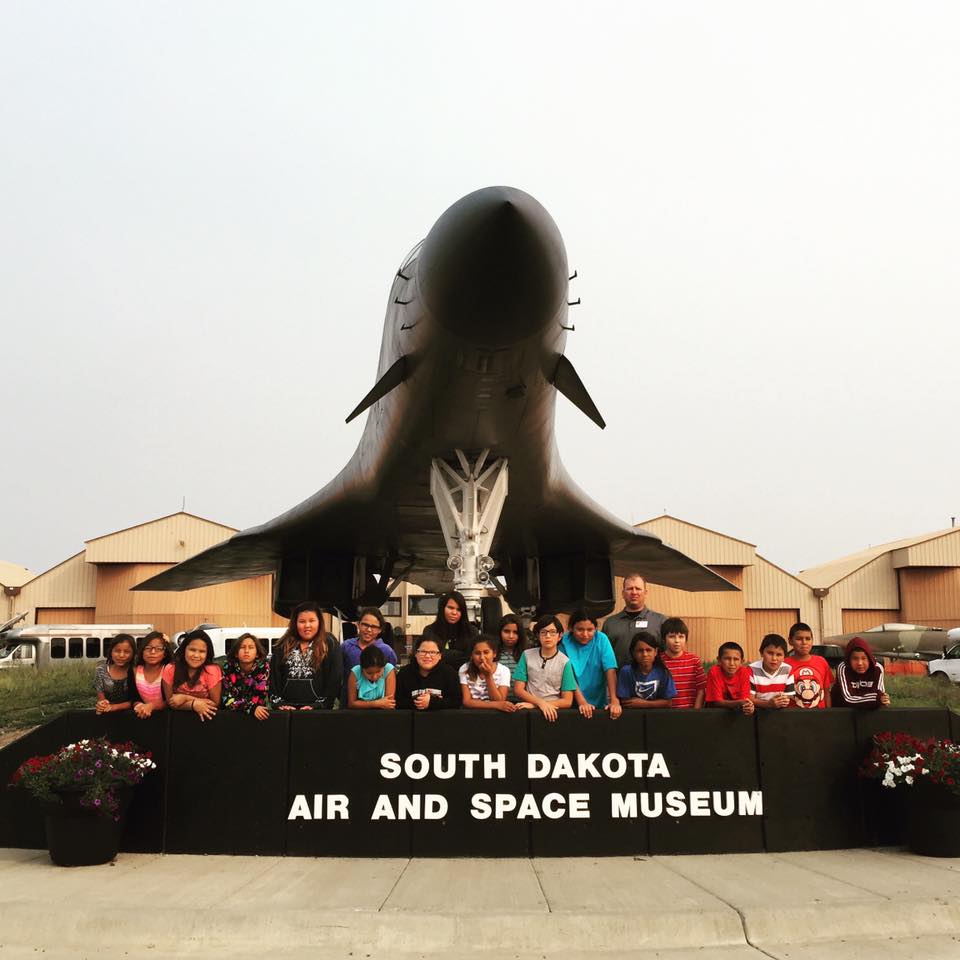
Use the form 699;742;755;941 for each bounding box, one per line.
0;624;155;670
926;635;960;684
171;626;290;660
821;623;949;663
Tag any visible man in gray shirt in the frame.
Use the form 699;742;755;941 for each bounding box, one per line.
602;573;667;667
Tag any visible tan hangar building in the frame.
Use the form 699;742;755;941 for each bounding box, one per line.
799;526;960;637
604;515;820;662
2;513;286;638
5;512;960;657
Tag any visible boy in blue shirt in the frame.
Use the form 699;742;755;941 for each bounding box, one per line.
616;631;676;709
560;609;621;719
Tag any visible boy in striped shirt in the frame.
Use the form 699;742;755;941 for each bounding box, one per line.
748;634;795;709
660;617;706;709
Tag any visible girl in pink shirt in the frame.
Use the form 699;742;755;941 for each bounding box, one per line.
162;629;222;722
133;630;171;719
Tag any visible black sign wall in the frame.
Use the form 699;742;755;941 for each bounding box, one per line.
0;708;950;857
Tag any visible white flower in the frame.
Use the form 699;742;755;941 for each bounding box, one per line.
905;776;914;785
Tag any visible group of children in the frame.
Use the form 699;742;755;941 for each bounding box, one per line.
93;596;891;722
704;624;890;714
335;609;891;717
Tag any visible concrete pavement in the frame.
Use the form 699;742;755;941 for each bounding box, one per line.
1;847;959;958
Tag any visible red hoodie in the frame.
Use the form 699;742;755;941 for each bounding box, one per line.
831;637;885;708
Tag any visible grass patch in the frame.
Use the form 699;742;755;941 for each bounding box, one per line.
0;664;97;729
886;674;960;711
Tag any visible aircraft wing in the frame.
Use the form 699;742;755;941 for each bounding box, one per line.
494;468;738;594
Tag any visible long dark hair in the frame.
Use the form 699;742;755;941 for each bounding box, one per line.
429;590;474;642
105;633;136;667
173;629;215;690
465;634;500;682
281;601;329;670
228;632;267;661
497;614;529;657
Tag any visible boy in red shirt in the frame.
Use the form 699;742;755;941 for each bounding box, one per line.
705;642;754;714
785;622;833;710
660;617;706;709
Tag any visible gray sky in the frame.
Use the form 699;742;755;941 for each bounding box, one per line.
2;1;958;578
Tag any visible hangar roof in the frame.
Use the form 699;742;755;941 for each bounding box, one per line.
800;527;959;588
0;560;34;589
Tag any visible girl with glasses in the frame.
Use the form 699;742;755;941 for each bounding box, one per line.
133;631;171;719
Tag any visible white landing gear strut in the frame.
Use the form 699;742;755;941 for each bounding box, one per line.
430;449;508;625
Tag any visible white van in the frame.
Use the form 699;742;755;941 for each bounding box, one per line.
0;624;155;670
171;626;291;661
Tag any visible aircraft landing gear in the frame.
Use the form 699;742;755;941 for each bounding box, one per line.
430;449;508;626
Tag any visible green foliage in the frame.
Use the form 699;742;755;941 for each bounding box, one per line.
0;664;97;729
886;674;960;710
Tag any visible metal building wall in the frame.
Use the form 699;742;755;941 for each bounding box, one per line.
11;553;98;626
95;563;286;639
640;516;755;567
744;609;800;651
820;556;900;637
742;557;818;625
36;607;97;624
891;529;960;569
840;609;900;633
899;567;960;630
85;513;236;564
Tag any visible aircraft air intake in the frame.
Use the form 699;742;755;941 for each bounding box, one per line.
417;185;568;349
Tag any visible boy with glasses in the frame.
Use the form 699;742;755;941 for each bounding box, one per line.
395;636;462;710
512;615;577;722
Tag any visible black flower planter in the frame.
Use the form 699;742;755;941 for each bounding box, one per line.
906;781;960;858
43;788;130;867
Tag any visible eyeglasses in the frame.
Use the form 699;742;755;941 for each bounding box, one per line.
143;646;166;653
539;628;559;637
358;622;380;630
416;649;441;657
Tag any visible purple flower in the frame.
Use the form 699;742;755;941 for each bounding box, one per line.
95;761;102;768
94;799;101;806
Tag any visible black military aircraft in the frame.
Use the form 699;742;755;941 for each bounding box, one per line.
136;187;735;618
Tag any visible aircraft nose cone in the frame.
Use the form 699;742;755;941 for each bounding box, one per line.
418;186;568;348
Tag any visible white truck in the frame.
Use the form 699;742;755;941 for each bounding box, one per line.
924;627;960;683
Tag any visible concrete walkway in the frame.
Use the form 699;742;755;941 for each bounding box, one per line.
2;847;960;959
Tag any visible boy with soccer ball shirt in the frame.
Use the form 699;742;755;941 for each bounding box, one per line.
785;622;832;710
